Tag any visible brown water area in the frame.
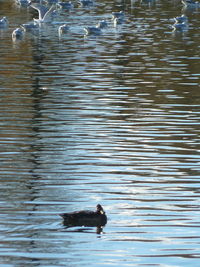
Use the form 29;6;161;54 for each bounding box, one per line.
0;0;200;266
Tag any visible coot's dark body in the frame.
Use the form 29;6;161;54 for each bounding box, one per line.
60;204;107;227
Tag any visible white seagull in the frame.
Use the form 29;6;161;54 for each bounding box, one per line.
113;16;124;27
172;22;188;31
15;0;31;7
111;11;125;20
0;17;8;28
174;15;188;23
96;20;108;29
84;26;102;36
57;1;74;10
21;22;40;34
12;27;25;40
182;0;200;7
30;3;56;23
58;24;69;35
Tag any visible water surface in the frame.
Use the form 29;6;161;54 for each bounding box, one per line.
0;0;200;266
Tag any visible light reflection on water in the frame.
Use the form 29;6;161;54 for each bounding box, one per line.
0;0;200;266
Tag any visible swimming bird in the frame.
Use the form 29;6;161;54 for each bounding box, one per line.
0;17;8;28
12;27;25;40
172;22;188;31
57;1;74;10
58;24;69;35
78;0;94;7
84;20;108;36
30;3;56;23
111;11;125;20
84;26;102;36
15;0;31;7
60;204;107;227
96;20;108;29
113;16;124;27
174;15;188;23
181;0;200;7
21;22;39;33
112;11;125;26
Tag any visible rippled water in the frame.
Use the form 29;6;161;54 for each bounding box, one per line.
0;0;200;266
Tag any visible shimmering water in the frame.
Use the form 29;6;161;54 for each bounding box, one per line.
0;0;200;266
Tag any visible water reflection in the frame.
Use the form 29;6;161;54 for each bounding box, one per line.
63;225;106;235
0;0;200;266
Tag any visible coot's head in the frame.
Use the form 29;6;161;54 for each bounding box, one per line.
96;204;105;214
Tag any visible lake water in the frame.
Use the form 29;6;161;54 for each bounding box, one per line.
0;0;200;266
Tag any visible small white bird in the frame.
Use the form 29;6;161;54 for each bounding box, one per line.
84;20;108;36
172;22;188;31
84;26;102;36
15;0;31;7
111;11;124;20
58;24;69;35
112;11;125;26
0;17;8;28
113;17;124;27
12;27;25;40
21;22;39;33
78;0;94;7
57;1;74;10
30;3;56;23
182;0;200;7
96;20;108;29
174;15;188;23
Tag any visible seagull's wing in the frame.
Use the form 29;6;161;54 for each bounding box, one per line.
43;4;56;21
30;4;49;20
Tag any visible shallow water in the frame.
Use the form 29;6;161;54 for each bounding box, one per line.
0;0;200;266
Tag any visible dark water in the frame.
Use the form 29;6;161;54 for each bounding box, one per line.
0;0;200;266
